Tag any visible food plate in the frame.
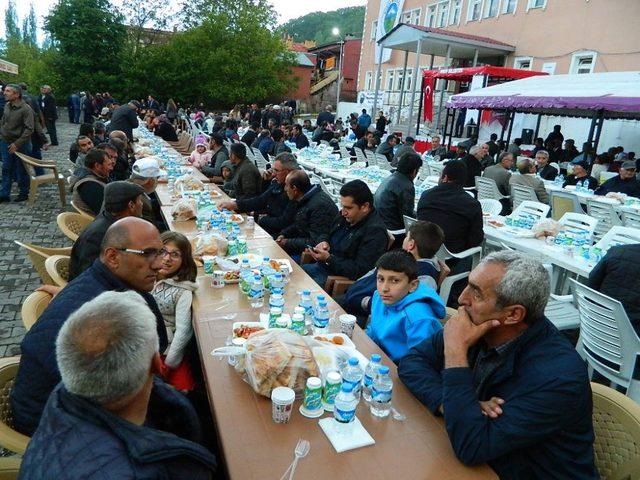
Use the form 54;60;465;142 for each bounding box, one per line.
223;270;240;284
231;322;265;344
209;189;222;198
312;346;368;377
487;219;505;228
225;253;262;268
312;333;355;349
229;214;244;224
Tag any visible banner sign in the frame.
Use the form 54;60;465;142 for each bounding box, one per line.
375;0;405;65
357;90;385;112
422;76;434;121
0;59;18;75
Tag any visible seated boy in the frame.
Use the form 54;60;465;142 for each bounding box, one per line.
366;250;446;363
341;221;448;324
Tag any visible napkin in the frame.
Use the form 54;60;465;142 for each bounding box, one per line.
318;416;375;453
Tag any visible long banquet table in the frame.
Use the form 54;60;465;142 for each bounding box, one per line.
156;180;496;479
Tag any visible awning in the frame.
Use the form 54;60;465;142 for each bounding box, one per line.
422;66;546;82
447;71;640;119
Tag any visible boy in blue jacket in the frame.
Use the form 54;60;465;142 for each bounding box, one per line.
366;250;446;363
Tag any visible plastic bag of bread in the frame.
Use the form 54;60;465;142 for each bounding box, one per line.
171;198;197;222
532;218;560;239
237;329;320;398
191;232;228;259
134;146;152;158
175;173;205;191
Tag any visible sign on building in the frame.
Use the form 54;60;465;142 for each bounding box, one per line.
357;90;386;112
0;59;18;75
375;0;405;65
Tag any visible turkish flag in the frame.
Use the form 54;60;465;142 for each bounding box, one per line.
423;76;434;122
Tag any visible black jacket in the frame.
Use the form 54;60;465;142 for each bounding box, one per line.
240;129;257;146
460;154;482;187
319;209;389;280
563;174;598;190
417;183;484;253
292;134;309;150
108;104;138;140
537;163;558;181
39;93;57;120
594;176;640;198
236;180;295;236
281;186;338;253
588;244;640;332
374;171;416;231
68;211;117;281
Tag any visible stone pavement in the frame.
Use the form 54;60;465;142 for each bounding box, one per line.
0;115;80;357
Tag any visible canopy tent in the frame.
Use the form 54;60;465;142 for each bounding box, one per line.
422;65;545;83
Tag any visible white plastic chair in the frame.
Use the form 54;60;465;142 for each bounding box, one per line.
621;209;640;229
339;145;352;160
479;199;502;216
572;279;640;402
435;244;483;306
475;176;509;202
511;184;539;211
354;148;369;164
593;226;640;251
429;162;444;178
587;198;622;241
511;200;550;222
558;212;599;240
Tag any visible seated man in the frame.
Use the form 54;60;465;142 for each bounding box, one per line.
588;243;640;333
10;217;169;435
69;148;113;216
509;156;549;204
276;170;338;255
366;250;445;363
482;152;513;197
227;142;262;201
218;153;298;236
69;134;94;165
302;180;388;288
68;181;144;281
342;220;447;322
201;133;228;181
351;130;376;156
399;251;597;479
595;160;640;198
130;157;166;231
19;291;217;478
374;152;422;240
563;159;598;190
534;150;558;181
391;136;416;166
375;134;398;163
290;124;310;150
460;144;485;188
426;134;448;159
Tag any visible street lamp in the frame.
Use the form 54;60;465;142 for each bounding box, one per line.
332;27;344;108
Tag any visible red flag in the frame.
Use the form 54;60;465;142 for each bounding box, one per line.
423;76;434;122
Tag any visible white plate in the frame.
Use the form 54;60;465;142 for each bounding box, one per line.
232;322;266;341
226;254;262;268
311;333;355;349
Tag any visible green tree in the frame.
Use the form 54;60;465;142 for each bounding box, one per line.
120;0;176;60
44;0;126;95
4;0;21;42
22;3;38;46
279;7;365;45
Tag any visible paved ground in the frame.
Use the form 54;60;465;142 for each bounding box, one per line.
0;114;78;357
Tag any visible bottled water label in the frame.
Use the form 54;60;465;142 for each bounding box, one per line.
372;386;392;404
363;374;374;388
334;406;356;423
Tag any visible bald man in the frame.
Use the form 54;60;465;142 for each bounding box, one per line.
11;217;169;436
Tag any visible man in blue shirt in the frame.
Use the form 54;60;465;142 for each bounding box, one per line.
357;108;371;129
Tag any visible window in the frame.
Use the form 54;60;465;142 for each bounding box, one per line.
484;0;500;17
401;8;421;25
467;0;482;21
405;68;413;91
385;70;395;91
425;5;437;27
370;20;378;41
394;69;404;91
365;71;373;90
502;0;517;14
514;56;533;70
450;0;462;24
570;51;597;74
436;2;449;27
527;0;546;8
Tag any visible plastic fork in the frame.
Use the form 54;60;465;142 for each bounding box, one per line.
279;438;310;480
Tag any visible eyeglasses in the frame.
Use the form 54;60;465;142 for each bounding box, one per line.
159;248;182;260
116;247;182;261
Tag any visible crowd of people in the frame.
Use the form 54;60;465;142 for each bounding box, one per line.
2;84;639;479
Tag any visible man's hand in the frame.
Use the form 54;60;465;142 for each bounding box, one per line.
437;260;450;288
275;235;287;247
8;143;17;154
36;285;62;298
262;169;274;181
479;397;505;419
444;307;500;368
218;200;238;211
315;241;330;252
307;246;330;262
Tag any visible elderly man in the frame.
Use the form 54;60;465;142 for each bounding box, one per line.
108;100;140;141
39;84;58;145
69;181;144;281
509;157;549;204
218;152;298;236
226;142;262;201
276;170;337;255
0;84;34;202
11;218;170;435
563;159;598;190
534;150;557;180
595;160;640;198
426;134;448;159
19;291;217;478
460;143;487;188
483;152;513;197
69;148;113;216
130;157;165;229
399;251;597;479
303;180;388;287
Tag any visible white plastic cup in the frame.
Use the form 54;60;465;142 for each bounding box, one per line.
339;314;357;338
271;387;295;423
246;216;255;229
211;270;225;288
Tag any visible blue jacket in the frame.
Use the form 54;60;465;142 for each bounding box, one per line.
11;260;169;436
357;113;371;128
366;283;445;363
19;381;216;479
398;318;598;479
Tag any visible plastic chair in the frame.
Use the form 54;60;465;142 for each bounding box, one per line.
15;152;66;207
550;190;582;220
587;198;622;241
354;148;368;164
0;457;21;480
511;200;550;222
621;209;640;229
591;382;640;480
479;199;502;216
20;290;53;332
435;244;482;306
70;200;95;220
45;255;70;288
593;226;640;251
572;279;640;402
558;212;599;240
475;176;509;202
56;212;93;242
14;241;73;285
0;358;31;455
511;184;539;211
403;215;417;231
429;162;444;178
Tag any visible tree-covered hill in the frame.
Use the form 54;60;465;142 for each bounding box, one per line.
279;6;365;46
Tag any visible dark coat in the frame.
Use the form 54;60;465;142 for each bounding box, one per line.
236;179;295;236
318;209;389;280
316;111;335;126
460;153;482;187
398;318;598;479
39;93;57;120
10;260;168;436
588;244;640;332
108;105;138;140
537;163;558;181
68;211;116;281
417;183;484;253
281;186;338;253
232;157;262;200
240;129;257;146
292;134;310;150
594;176;640;198
19;382;216;479
563;174;598;190
374;171;416;231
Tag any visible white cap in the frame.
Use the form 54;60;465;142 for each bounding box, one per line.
306;377;322;389
271;386;295;404
132;157;161;178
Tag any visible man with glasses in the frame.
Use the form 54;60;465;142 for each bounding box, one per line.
11;217;170;436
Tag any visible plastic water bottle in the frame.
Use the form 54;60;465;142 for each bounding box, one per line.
362;354;382;402
370;366;393;418
313;301;330;333
269;290;285;309
299;290;314;327
315;294;327;310
239;259;252;294
269;272;285;293
333;383;358;424
341;357;364;399
249;275;264;309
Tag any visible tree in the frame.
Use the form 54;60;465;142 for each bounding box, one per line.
4;0;21;42
119;0;176;59
279;7;365;45
44;0;126;95
22;3;38;46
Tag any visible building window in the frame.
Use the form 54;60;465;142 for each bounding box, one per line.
570;51;597;74
514;56;533;70
467;0;482;21
394;69;404;91
502;0;518;14
436;2;450;27
370;20;378;41
484;0;500;17
425;4;437;27
405;68;413;91
385;70;395;91
365;71;373;90
401;8;421;25
450;0;462;24
527;0;546;8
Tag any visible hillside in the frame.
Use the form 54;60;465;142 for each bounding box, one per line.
279;6;366;46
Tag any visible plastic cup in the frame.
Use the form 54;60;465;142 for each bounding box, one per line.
339;314;357;338
271;387;295;423
203;256;215;275
211;270;225;289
